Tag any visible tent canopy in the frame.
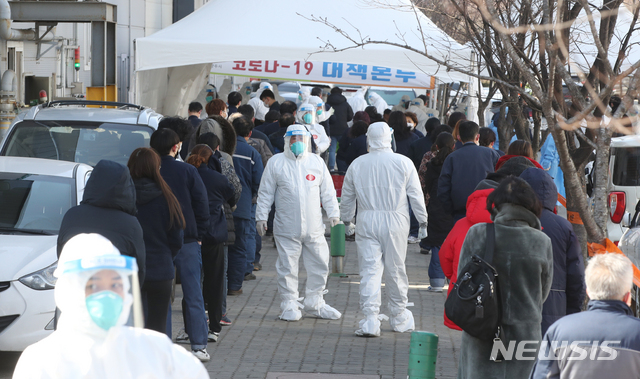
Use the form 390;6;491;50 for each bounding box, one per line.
134;0;473;114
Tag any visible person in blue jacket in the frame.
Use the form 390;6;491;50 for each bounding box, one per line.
229;116;264;295
520;167;585;335
539;133;566;199
150;124;211;362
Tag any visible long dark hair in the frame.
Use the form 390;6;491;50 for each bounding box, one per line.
128;148;186;229
431;132;455;166
389;110;412;140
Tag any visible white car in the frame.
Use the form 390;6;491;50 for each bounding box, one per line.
605;135;640;243
0;157;92;351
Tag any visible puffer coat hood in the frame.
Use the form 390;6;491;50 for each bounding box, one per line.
82;160;136;216
520;167;558;211
134;178;162;206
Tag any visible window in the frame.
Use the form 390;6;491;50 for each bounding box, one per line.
0;173;74;234
3;121;153;166
612;147;640;186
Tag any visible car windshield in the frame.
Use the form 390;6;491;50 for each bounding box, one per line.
2;120;152;166
368;89;416;106
612;147;640;186
0;173;75;234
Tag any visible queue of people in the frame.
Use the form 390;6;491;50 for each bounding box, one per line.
31;81;639;379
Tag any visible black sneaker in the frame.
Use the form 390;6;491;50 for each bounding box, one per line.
207;330;219;342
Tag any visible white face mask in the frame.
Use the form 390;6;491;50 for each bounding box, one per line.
407;123;415;130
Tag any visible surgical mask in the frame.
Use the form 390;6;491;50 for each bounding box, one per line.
316;109;322;116
245;86;251;95
303;113;312;124
291;141;306;156
206;96;213;103
408;123;415;130
298;95;303;101
86;291;124;330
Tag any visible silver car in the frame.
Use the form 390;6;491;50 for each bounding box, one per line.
0;100;162;166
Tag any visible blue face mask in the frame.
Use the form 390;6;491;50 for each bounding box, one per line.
298;95;303;101
86;291;123;330
316;109;322;116
303;114;312;124
290;141;306;156
205;96;213;103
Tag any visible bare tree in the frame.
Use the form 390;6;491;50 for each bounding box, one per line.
302;0;640;255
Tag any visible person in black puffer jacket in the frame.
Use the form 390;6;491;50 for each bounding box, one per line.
57;159;146;285
128;147;185;335
421;132;455;291
187;144;236;340
326;87;354;170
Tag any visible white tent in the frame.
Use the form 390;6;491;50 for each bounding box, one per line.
134;0;474;115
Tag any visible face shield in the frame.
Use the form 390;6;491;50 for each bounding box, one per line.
297;104;316;125
306;96;328;123
284;127;312;160
54;234;143;334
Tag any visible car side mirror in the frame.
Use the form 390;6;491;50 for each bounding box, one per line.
622;212;632;228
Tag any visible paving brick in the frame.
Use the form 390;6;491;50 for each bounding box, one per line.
170;236;461;378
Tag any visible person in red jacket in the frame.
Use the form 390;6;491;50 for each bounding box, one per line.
439;181;496;330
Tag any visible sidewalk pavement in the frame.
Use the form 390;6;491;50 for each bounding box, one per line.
171;237;462;379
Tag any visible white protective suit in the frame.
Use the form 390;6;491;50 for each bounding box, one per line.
247;82;273;121
347;87;369;114
297;87;311;106
255;125;341;321
407;98;429;135
391;95;411;113
13;234;208;379
297;102;331;154
340;122;428;337
367;92;389;115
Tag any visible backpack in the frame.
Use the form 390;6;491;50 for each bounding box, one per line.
444;223;502;341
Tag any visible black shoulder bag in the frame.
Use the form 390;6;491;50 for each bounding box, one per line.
444;223;503;342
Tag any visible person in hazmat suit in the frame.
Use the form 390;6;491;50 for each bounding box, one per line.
13;233;209;379
297;102;331;154
297;86;311;106
248;82;274;121
347;87;368;114
407;98;429;135
368;92;389;115
340;122;428;337
392;95;411;112
255;125;342;321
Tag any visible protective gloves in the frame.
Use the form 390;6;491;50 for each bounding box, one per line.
257;220;268;236
418;223;428;240
330;217;341;227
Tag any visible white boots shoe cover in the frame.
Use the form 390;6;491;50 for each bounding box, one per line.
356;309;415;337
355;314;384;337
279;299;303;321
389;308;415;333
279;293;342;321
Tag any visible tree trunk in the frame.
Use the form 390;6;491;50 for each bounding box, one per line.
592;127;613;240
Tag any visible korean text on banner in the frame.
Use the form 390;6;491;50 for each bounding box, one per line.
210;60;434;89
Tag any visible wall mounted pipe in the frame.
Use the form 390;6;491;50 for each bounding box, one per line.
0;0;53;41
1;69;15;92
